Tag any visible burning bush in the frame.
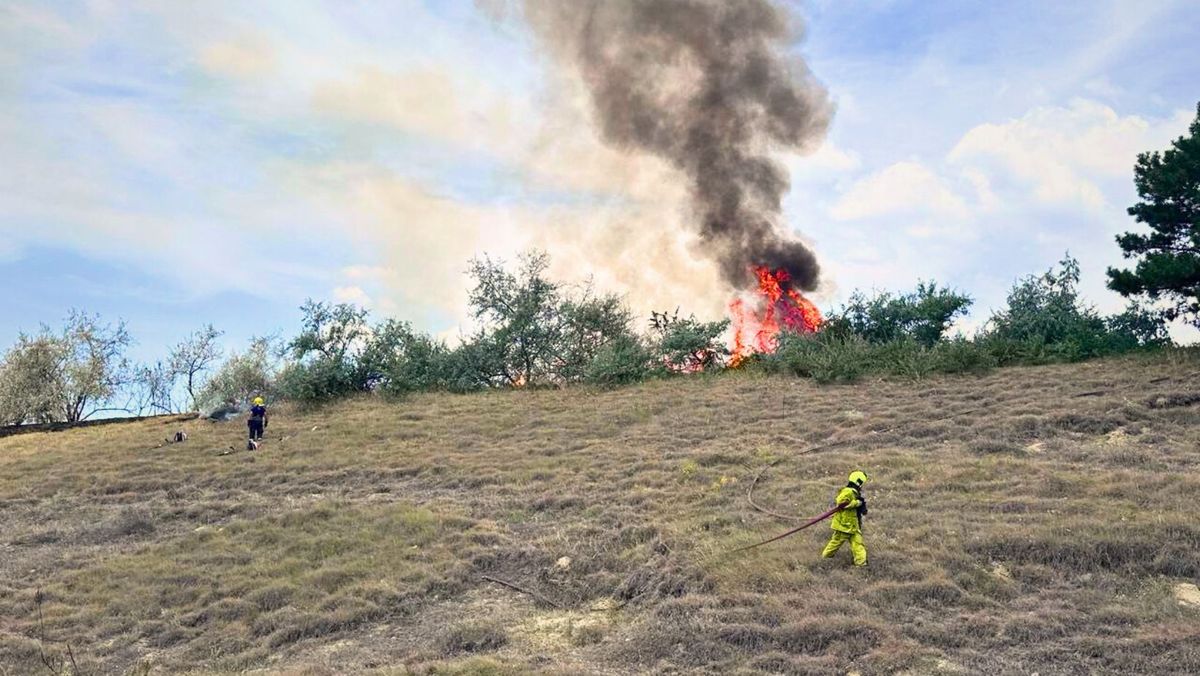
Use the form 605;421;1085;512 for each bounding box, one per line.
728;266;822;366
651;311;731;372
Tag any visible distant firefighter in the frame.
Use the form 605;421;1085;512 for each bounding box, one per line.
248;396;268;442
821;470;869;567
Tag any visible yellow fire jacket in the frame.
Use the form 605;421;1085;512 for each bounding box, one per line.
830;486;863;534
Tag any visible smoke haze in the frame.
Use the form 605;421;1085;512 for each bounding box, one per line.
521;0;832;292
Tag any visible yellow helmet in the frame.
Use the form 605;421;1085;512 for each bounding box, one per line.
848;470;869;487
253;397;265;405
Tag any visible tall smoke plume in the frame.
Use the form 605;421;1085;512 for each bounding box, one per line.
521;0;832;292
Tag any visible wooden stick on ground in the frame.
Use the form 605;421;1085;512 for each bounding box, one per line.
480;575;564;609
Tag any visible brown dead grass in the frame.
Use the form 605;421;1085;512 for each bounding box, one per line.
1;349;1199;674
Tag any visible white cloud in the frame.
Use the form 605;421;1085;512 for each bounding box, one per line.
332;285;373;308
808;98;1195;336
829;161;969;221
948;99;1191;210
782;140;861;178
960;168;999;211
199;34;276;78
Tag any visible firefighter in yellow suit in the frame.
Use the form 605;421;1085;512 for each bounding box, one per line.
821;470;869;566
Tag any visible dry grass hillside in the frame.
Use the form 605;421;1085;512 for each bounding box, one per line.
2;350;1199;675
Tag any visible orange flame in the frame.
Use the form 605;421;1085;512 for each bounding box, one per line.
729;266;822;366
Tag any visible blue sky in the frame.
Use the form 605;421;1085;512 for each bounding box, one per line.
1;0;1198;363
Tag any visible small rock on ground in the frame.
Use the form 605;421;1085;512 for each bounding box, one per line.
1175;582;1200;608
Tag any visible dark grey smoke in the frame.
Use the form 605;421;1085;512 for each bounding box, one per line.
523;0;831;292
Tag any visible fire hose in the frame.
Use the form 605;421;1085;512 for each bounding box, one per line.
729;406;978;554
726;502;848;554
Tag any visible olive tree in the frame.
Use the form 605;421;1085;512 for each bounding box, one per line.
169;324;224;411
0;311;132;423
463;251;634;387
198;336;280;409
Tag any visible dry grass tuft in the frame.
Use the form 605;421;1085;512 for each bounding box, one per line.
439;621;509;655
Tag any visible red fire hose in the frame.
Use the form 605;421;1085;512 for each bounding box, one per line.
727;503;848;554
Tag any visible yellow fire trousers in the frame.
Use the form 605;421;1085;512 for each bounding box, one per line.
821;530;867;566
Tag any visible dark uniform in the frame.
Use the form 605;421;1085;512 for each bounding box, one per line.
248;404;267;440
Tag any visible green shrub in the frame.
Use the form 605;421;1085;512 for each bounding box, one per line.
769;332;1002;382
824;281;972;347
198;337;280;410
874;338;935;379
462;252;633;387
982;254;1168;362
763;331;819;377
769;333;869;383
442;335;506;393
278;300;372;404
275;357;358;405
366;320;453;396
0;311;133;424
1104;303;1172;350
653;315;730;372
585;334;654;386
976;334;1040;366
930;338;996;374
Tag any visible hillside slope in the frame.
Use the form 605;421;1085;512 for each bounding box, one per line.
1;352;1199;675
